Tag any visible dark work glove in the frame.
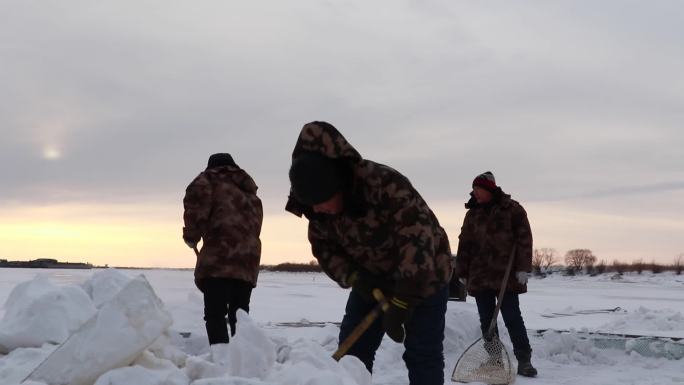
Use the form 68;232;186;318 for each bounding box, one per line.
449;275;467;302
183;232;199;249
344;270;393;302
183;226;201;248
383;297;412;343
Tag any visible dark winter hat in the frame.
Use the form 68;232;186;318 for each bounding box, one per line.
289;152;343;206
207;153;237;169
472;171;497;192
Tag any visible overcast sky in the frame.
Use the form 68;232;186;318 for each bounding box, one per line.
1;1;682;266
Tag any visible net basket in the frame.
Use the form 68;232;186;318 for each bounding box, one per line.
451;336;515;384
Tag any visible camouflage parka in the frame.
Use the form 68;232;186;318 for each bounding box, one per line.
454;190;533;295
183;165;263;287
285;122;453;300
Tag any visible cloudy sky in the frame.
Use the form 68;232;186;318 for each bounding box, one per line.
1;1;682;267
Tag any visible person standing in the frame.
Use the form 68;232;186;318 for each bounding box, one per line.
183;153;263;346
454;171;537;377
286;121;453;385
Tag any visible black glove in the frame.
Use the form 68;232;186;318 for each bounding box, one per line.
344;270;392;302
449;275;467;301
383;297;412;343
183;233;199;249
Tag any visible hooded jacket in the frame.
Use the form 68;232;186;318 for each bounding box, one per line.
183;164;263;286
454;189;532;295
286;122;453;299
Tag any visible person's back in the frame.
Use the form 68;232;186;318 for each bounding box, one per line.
183;153;263;346
306;158;452;298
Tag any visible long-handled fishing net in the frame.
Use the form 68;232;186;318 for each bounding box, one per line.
452;245;517;384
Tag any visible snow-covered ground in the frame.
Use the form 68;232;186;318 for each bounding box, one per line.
0;268;682;385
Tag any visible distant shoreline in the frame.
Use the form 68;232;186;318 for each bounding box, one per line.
0;258;93;269
0;263;193;271
0;260;323;272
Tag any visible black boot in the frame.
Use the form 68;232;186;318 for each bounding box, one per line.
517;359;537;377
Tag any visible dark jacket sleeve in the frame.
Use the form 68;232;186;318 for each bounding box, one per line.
454;211;474;279
308;221;352;287
183;173;213;244
511;204;533;272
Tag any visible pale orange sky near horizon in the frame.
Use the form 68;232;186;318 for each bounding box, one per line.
1;199;681;268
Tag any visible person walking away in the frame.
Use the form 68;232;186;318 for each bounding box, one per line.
183;153;263;348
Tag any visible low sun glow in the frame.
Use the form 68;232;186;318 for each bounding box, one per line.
43;146;62;160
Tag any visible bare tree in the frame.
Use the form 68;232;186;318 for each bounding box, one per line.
532;249;545;275
612;259;627;274
651;259;663;274
585;253;597;274
674;254;684;275
595;259;607;274
632;259;644;274
565;249;594;275
541;248;558;271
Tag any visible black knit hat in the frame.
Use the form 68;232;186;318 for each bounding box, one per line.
472;171;497;192
207;153;237;169
289;152;343;206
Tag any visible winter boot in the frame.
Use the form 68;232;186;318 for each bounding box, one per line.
517;359;537;377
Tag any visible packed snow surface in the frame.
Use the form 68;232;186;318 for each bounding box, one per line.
0;269;682;385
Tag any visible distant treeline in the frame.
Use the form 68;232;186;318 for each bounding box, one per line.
261;261;323;273
531;248;684;276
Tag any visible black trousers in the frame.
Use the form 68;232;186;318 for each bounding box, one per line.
196;277;253;345
474;291;532;361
